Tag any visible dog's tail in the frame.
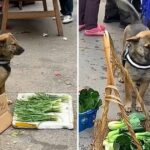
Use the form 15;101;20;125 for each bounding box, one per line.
115;0;140;23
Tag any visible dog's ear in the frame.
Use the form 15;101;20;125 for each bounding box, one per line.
0;34;9;47
126;36;140;42
0;39;7;47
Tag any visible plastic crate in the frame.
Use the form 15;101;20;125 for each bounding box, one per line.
142;0;150;25
79;109;98;132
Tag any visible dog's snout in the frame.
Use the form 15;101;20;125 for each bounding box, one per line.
14;46;25;55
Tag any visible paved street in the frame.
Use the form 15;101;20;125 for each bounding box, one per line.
0;1;77;150
79;0;150;149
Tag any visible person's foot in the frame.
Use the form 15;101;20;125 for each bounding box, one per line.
79;24;85;31
84;25;105;36
62;15;73;24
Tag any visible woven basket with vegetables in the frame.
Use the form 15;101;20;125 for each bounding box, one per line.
103;112;150;150
92;31;150;150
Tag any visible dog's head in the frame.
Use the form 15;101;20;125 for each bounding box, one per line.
127;31;150;65
0;33;24;60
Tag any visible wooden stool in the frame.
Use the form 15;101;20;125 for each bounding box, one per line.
1;0;63;36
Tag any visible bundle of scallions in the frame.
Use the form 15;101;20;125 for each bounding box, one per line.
14;93;70;122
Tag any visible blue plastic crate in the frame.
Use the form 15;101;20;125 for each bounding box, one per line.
79;109;98;132
142;0;150;25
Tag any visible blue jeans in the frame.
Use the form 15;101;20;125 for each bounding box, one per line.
59;0;73;16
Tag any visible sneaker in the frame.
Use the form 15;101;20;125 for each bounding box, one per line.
62;15;73;24
84;25;105;36
79;24;85;31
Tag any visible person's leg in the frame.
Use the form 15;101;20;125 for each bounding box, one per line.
84;0;100;30
59;0;66;15
59;0;73;16
79;0;87;25
65;0;73;16
79;0;86;25
59;0;73;23
104;0;120;23
83;0;105;36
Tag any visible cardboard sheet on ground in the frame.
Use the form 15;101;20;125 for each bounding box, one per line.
0;94;12;133
12;93;74;129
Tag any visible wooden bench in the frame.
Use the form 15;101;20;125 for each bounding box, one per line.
1;0;63;35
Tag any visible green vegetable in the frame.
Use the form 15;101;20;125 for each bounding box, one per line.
79;88;102;113
107;129;120;138
108;112;146;131
106;131;150;150
16;113;58;122
105;126;144;145
15;99;61;113
142;139;150;150
105;143;114;150
129;112;146;122
60;95;70;102
108;117;141;130
104;112;148;150
103;139;114;150
108;121;125;130
130;132;150;150
14;93;69;122
119;126;145;133
136;132;150;140
113;134;132;150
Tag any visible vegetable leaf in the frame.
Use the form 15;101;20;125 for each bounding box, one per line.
79;88;102;113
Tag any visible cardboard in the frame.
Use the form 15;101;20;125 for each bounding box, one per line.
0;94;12;133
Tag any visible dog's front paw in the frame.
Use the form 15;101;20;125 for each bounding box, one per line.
136;101;143;112
124;101;132;112
7;100;13;105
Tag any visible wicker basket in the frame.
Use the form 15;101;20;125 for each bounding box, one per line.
91;31;150;150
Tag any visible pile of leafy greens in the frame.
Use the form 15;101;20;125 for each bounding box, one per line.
103;112;150;150
79;88;102;113
14;93;70;122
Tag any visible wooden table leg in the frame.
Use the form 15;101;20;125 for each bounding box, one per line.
42;0;47;11
53;0;63;36
1;0;9;33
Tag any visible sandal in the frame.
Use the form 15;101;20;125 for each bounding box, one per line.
79;24;85;31
84;24;105;36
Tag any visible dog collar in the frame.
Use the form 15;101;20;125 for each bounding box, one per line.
123;44;150;69
0;60;10;65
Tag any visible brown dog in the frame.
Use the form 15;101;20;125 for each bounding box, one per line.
123;31;150;112
0;33;24;99
116;0;150;112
